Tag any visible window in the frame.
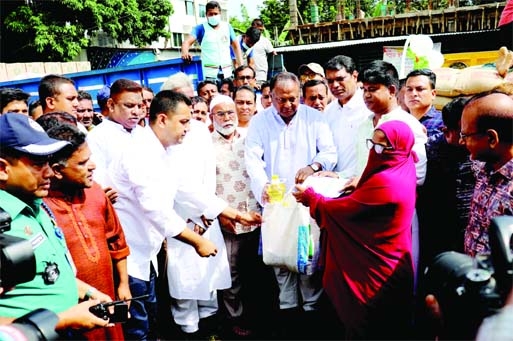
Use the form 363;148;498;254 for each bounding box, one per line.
199;5;206;17
185;0;194;16
173;33;183;47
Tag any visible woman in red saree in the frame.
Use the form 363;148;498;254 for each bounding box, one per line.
294;120;418;339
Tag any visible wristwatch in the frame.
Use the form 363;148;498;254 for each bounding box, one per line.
309;163;321;172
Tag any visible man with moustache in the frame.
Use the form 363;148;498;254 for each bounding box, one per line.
210;95;265;337
42;122;130;341
321;55;371;178
86;79;144;188
38;74;88;134
245;71;337;338
233;85;257;137
302;79;329;112
0;113;116;334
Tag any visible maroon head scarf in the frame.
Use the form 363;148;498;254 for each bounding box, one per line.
358;119;418;188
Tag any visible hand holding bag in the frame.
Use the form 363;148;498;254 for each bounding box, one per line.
261;193;320;274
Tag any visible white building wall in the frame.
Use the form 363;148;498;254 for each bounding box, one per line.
89;0;229;59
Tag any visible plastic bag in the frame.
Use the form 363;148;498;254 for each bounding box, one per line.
261;193;320;274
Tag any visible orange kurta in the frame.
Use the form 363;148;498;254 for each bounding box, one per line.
45;182;130;340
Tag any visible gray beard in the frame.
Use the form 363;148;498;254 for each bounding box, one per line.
214;120;236;136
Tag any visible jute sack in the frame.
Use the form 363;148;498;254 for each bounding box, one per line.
433;95;455;111
435;67;513;97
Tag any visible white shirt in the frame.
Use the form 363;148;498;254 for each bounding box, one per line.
355;106;428;185
245;104;337;205
167;120;226;221
324;88;372;177
252;36;275;82
77;122;89;135
255;92;264;113
86;119;142;187
166;120;230;299
106;126;188;281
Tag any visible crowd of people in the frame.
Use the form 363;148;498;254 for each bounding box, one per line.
1;0;513;340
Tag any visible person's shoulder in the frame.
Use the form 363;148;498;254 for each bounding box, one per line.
193;23;205;32
0;190;24;218
300;104;324;118
324;100;340;114
428;105;443;117
86;119;113;137
390;107;426;128
188;120;212;141
88;181;106;194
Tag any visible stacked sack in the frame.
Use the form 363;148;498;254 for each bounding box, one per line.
434;46;513;110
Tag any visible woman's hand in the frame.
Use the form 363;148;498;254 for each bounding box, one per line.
292;184;311;206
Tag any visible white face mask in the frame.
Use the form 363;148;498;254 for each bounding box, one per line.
207;15;221;27
242;41;250;50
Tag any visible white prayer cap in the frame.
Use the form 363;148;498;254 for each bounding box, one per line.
209;94;234;112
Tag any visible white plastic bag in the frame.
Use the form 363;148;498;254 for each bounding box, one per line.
261;193;320;274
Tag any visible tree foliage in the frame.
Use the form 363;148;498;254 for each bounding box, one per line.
229;4;253;35
260;0;290;42
1;0;173;62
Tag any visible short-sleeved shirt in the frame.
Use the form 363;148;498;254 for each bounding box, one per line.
0;190;78;317
230;35;254;65
192;22;236;79
251;36;275;82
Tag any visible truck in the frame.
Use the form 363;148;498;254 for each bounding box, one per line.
0;57;203;110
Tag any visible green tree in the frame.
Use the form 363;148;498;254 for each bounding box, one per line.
229;4;252;35
1;0;173;62
260;0;290;42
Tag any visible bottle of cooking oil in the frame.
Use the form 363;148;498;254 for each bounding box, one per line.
267;175;286;204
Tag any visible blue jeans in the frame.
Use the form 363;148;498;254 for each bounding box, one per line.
123;265;157;341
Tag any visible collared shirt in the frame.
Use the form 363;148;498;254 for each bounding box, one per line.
324;88;372;177
167;120;227;225
355;106;428;185
212;130;261;234
245;104;337;205
464;158;513;257
165;121;230;300
86;118;142;187
106;126;188;281
0;191;78;317
418;105;444;141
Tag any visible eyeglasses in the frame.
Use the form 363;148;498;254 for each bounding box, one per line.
366;139;393;154
237;75;254;81
237;76;255;81
274;96;297;104
214;110;236;118
459;131;483;140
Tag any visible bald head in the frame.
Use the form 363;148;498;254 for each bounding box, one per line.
463;91;513;144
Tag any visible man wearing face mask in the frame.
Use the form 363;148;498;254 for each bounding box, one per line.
181;1;243;85
231;26;261;71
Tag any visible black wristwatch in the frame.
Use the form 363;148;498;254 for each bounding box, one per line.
309;163;321;172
